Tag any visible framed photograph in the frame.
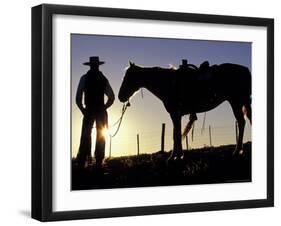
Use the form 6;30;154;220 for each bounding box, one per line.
32;4;274;221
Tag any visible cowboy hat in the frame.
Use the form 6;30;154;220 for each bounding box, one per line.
83;56;105;66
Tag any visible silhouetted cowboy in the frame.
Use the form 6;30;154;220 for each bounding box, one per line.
76;56;115;169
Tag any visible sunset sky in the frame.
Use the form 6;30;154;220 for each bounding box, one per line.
71;34;251;158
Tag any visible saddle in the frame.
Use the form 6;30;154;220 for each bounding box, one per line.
173;61;219;93
175;61;212;81
197;61;220;82
198;61;211;81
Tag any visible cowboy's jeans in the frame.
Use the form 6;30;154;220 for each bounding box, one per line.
77;110;107;167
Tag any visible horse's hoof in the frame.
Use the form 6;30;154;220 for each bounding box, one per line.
166;156;185;174
166;156;176;164
232;149;244;157
166;155;184;165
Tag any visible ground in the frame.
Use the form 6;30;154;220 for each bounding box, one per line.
72;142;251;190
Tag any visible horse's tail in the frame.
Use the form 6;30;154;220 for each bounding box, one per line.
242;67;252;124
242;95;252;124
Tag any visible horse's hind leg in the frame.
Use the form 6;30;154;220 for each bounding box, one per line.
230;102;246;155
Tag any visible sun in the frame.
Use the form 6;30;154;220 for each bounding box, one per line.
102;127;109;138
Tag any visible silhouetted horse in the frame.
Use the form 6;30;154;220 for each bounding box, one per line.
118;62;251;160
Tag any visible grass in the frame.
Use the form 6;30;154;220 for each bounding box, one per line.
72;142;251;190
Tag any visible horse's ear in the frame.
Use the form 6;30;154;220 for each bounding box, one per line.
129;61;135;66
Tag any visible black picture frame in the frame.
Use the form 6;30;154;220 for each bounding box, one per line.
32;3;274;222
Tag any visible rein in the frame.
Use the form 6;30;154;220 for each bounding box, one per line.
109;101;130;138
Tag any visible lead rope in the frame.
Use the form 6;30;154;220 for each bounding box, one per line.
109;101;130;138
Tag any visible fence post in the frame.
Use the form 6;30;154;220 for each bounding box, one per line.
186;134;188;150
137;134;140;156
235;121;238;145
209;125;212;147
161;123;165;152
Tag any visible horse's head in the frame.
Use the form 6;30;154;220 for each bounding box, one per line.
118;62;142;103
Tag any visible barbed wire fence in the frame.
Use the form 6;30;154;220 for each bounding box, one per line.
104;122;251;158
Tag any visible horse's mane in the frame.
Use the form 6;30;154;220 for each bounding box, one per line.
125;63;198;77
151;66;177;72
150;66;198;76
124;64;177;76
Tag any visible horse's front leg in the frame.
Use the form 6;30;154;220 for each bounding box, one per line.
169;113;183;160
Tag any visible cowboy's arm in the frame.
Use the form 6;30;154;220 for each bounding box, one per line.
76;76;85;114
104;80;115;109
